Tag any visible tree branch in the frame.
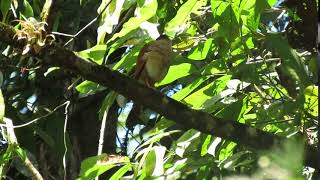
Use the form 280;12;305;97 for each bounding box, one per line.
0;22;317;169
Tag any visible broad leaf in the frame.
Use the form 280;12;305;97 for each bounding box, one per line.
156;63;197;86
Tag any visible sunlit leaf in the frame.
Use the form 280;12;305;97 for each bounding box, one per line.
202;60;227;75
187;38;213;60
201;135;211;156
76;45;107;65
77;154;129;180
183;75;232;109
109;0;157;42
173;38;196;51
207;137;222;157
145;149;156;175
218;142;237;161
172;76;209;101
110;164;132;180
164;0;201;38
304;85;318;117
112;43;144;71
215;96;248;121
97;0;125;43
75;80;105;95
156;63;197;86
175;129;200;157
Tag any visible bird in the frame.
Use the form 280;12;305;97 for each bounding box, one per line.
126;35;172;129
134;34;172;87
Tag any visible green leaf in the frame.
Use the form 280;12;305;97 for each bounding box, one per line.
172;76;209;101
164;0;199;38
187;38;213;60
218;142;237;161
99;91;117;119
211;0;229;18
76;45;107;65
109;0;157;42
175;129;201;157
97;0;125;43
156;63;197;86
304;85;318;117
183;75;232;109
202;59;227;75
267;0;278;6
112;43;144;71
136;130;180;152
15;147;27;161
219;151;251;169
0;0;11;21
75;80;104;94
201;135;211;156
22;0;33;17
145;149;156;175
0;90;4;122
266;34;310;88
216;96;248;121
207;137;222;156
110;164;132;180
77;154;127;180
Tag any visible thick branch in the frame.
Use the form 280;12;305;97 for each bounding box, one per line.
0;22;317;168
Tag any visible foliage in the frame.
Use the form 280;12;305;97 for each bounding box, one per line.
0;0;317;179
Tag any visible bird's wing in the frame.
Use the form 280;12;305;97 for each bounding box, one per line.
134;42;152;79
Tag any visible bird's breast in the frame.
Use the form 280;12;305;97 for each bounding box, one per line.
143;51;170;82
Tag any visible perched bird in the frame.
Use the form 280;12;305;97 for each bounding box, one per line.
126;35;172;129
134;35;172;87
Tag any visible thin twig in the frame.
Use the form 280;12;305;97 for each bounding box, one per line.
0;101;69;128
64;0;113;47
62;101;70;180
